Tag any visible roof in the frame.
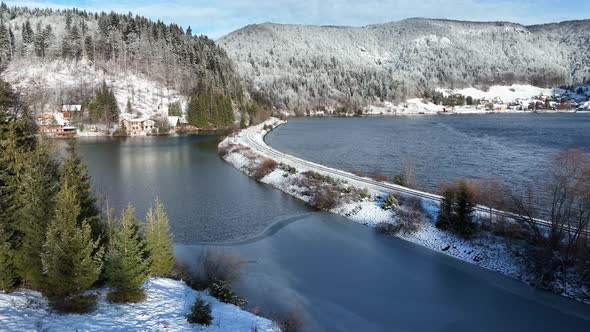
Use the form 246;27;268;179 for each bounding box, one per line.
168;116;179;127
62;105;82;112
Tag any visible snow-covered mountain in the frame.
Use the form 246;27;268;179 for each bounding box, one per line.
219;18;590;113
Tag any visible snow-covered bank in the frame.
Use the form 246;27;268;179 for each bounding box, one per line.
219;118;590;304
0;278;279;331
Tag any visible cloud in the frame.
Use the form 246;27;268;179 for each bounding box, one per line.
5;0;590;39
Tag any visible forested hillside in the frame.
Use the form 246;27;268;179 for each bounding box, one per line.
219;18;590;113
0;4;258;129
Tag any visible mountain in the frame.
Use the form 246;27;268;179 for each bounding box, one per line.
219;18;590;113
0;5;245;127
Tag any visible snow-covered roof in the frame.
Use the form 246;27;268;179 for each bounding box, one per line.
125;117;151;123
167;116;179;127
62;105;82;112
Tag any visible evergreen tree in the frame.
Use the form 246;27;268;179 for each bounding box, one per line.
436;181;476;238
60;140;102;239
455;182;476;236
13;144;59;289
0;223;16;292
145;199;175;277
168;101;181;116
88;81;119;123
105;204;150;301
436;186;455;231
41;181;103;305
84;35;94;62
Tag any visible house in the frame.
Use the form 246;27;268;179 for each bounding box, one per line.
38;125;76;137
121;118;157;135
62;105;82;121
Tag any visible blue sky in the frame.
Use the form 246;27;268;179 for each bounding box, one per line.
6;0;590;39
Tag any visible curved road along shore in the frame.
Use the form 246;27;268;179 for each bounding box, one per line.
240;119;582;234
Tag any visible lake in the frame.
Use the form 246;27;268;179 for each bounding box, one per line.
73;122;590;331
266;114;590;194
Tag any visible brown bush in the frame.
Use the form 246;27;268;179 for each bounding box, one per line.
107;289;146;303
489;218;529;240
270;309;304;332
180;249;245;291
309;186;340;210
253;159;278;180
369;172;388;182
49;295;98;314
218;144;231;158
400;195;424;214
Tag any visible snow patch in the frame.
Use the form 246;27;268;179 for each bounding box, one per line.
0;278;278;332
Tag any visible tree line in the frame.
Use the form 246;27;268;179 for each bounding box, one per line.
0;81;174;311
0;4;242;99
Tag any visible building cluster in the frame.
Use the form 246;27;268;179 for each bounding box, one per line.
37;105;186;137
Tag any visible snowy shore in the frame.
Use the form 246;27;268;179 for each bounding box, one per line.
219;118;590;304
0;278;279;331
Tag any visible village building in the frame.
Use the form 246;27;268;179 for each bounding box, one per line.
121;118;157;135
38;125;77;137
62;105;82;122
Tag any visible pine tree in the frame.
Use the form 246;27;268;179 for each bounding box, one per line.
60;140;101;239
455;182;476;237
13;144;59;290
145;199;175;277
41;181;103;302
105;204;150;302
436;186;455;231
0;223;16;292
84;35;94;62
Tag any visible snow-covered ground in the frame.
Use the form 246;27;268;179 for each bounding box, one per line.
220;118;590;304
0;278;278;332
438;84;552;102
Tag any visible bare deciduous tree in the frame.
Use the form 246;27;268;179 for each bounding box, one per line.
511;149;590;288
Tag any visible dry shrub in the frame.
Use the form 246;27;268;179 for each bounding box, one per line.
400;195;424;214
185;249;245;290
107;289;146;303
309;186;340;211
218;144;231;158
377;208;423;235
490;217;529;240
369;172;388;182
351;169;365;177
49;295;97;314
253;159;278;180
269;309;304;332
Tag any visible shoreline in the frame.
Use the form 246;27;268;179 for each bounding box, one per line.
38;111;589;139
218;117;590;305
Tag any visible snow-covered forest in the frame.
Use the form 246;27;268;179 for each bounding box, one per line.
0;4;246;127
219;18;590;113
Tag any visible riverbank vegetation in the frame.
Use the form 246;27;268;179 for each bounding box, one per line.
427;149;590;295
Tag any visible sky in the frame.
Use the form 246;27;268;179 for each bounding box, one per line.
6;0;590;39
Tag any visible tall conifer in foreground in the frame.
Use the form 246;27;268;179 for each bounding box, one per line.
105;204;150;302
0;223;16;291
41;181;103;310
60;140;102;239
145;198;175;277
13;144;59;290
